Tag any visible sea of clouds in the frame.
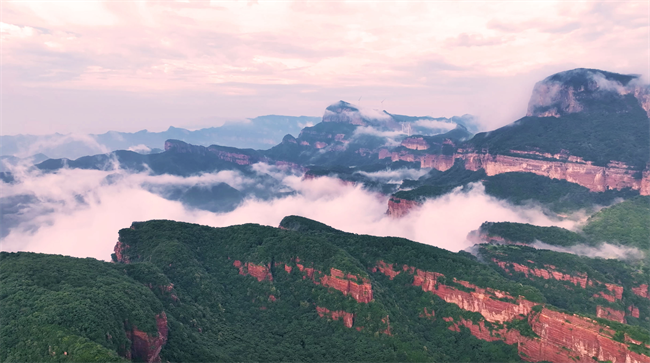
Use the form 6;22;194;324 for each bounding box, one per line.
0;160;588;262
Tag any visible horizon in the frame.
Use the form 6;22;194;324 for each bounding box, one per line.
3;2;648;135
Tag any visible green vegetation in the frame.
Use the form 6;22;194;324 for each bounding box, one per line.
480;222;587;247
478;244;650;329
465;98;649;168
582;196;650;251
0;253;161;362
483;173;639;214
4;215;647;362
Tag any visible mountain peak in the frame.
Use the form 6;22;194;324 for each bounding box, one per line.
526;68;649;117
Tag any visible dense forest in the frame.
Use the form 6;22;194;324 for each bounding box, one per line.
2;217;648;362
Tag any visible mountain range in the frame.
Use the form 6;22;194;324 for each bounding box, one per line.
1;68;649;363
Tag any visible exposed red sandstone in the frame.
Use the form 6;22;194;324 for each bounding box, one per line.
372;260;649;363
632;284;649;299
447;311;648;363
372;260;401;279
126;312;169;363
237;259;373;304
383;152;649;218
628;305;640;318
386;197;421;218
596;305;626;324
233;260;273;282
401;137;430;150
319;268;373;303
113;241;130;263
315;306;354;328
420;307;435;319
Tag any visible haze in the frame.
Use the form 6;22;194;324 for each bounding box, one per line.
3;1;648;135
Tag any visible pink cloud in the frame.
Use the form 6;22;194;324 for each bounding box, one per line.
1;1;648;135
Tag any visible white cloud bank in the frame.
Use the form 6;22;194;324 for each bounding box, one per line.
1;165;576;262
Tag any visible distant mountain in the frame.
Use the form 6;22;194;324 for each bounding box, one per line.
471;195;650;257
1;218;647;362
0;115;321;160
386;69;650;217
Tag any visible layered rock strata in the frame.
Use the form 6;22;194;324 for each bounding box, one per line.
372;260;649;363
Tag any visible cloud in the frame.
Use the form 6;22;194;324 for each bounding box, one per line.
355;168;429;183
412;119;458;132
445;33;508;48
127;144;151;153
351;126;404;147
1;167;576;262
531;241;645;261
3;2;647;135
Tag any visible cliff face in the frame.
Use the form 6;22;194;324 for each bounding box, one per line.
126;312;169;363
316;306;355;328
633;284;650;299
233;260;273;282
385;151;649;217
234;258;374;304
401;137;430;150
372;260;648;363
164;139;265;166
322;101;366;126
491;258;640;324
386;197;421;218
525;68;649;117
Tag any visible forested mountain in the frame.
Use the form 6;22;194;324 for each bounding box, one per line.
2;218;648;362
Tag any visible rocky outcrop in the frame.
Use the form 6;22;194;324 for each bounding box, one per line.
525;68;646;117
633;284;649;299
315;306;354;328
387;197;421;218
460;152;645;193
233;260;273;282
497;260;590;289
446;310;648;363
322;101;366;126
126;312;169;363
113;241;130;263
401;137;429;150
628;305;641;318
372;260;648;363
234;258;373;303
296;264;373;303
164;139;265;166
374;261;532;323
596;305;626;324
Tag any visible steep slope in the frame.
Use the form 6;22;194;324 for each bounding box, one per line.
471;196;650;255
582;196;650;251
386;69;650;217
0;253;169;362
3;217;648;362
476;244;650;328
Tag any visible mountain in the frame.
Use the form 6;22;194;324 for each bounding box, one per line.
2;217;648;362
386;69;650;217
0;115;321;160
469;196;650;262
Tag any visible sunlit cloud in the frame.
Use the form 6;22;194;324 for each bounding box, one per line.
2;1;647;134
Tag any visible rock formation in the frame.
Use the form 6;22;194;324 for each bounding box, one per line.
372;260;649;363
125;312;169;363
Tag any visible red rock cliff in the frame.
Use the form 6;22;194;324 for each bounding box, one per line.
387;197;421;218
126;312;169;363
315;306;355;328
372;261;649;363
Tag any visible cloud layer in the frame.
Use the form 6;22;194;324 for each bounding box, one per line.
2;2;648;134
1;165;576;262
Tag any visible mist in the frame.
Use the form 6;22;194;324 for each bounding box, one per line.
531;241;645;261
1;164;577;262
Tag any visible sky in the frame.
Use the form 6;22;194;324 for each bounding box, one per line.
2;1;649;135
